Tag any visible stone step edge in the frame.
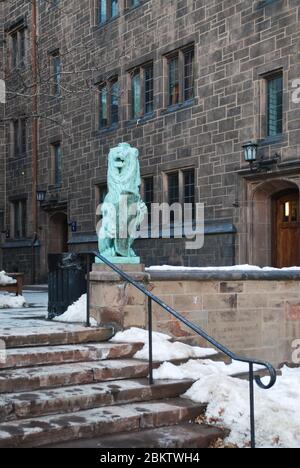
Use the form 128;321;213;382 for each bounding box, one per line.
0;399;206;448
0;346;226;370
0;327;114;348
42;423;227;449
0;379;195;422
0;342;145;370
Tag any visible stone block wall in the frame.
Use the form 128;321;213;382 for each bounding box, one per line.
2;0;300;279
149;270;300;366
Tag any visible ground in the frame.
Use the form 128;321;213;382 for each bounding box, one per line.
0;290;48;329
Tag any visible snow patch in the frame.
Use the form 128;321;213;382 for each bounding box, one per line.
135;341;218;361
0;294;26;309
154;360;300;448
111;327;218;361
54;294;97;327
153;359;263;380
0;271;17;286
111;327;172;344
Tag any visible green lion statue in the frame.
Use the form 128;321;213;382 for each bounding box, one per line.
97;143;147;263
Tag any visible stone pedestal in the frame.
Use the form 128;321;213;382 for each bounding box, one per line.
89;264;150;331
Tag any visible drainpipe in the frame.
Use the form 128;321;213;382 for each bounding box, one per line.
31;0;38;284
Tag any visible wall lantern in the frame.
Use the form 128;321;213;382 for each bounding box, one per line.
36;190;47;203
242;141;280;172
242;141;258;164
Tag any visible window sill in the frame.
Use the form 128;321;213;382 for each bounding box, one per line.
95;15;120;30
97;124;119;135
161;99;195;116
48;184;62;191
126;112;155;127
2;239;40;249
259;134;284;146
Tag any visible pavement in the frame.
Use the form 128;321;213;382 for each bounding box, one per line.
0;290;49;330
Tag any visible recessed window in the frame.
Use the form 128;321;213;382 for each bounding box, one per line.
183;169;195;221
143;176;154;225
267;73;283;137
51;51;61;96
130;63;154;119
51;142;62;187
98;77;119;129
167;169;196;222
166;46;195;108
12;199;27;239
99;0;119;24
10;27;26;69
12;118;26;158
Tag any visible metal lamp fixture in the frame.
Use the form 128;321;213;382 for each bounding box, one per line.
36;190;47;203
242;141;280;172
243;141;258;164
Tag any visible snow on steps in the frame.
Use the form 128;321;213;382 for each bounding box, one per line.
0;379;195;422
0;324;114;348
0;399;207;449
0;327;230;448
0;342;144;370
0;343;226;371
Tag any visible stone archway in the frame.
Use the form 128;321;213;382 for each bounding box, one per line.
48;212;69;254
249;178;300;266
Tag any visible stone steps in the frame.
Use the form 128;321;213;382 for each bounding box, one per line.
0;341;226;370
0;399;206;448
0;342;143;370
0;325;229;448
0;359;153;394
0;379;194;422
43;423;225;449
0;325;113;348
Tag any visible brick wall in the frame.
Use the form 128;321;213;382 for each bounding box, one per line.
2;0;300;279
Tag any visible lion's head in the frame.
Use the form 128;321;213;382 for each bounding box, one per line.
107;143;141;196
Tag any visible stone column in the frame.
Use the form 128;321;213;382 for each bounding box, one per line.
90;264;150;331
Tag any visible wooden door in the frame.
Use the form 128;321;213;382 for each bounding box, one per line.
273;191;300;268
48;213;69;254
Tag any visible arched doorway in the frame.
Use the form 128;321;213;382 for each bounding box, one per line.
249;179;300;267
48;212;68;254
272;190;300;267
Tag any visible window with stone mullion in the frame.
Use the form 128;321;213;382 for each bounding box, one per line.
131;64;153;119
99;78;119;128
99;0;118;24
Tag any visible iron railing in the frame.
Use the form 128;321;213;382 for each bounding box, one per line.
84;251;277;449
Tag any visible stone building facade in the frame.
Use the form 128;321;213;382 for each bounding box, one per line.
1;0;300;283
0;0;5;257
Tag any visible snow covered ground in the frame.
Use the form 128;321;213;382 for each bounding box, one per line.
147;264;300;272
0;271;16;286
112;327;300;448
0;294;26;309
111;327;218;361
181;366;300;449
153;359;263;380
54;294;97;327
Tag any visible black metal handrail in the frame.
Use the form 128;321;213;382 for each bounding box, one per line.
84;251;277;449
